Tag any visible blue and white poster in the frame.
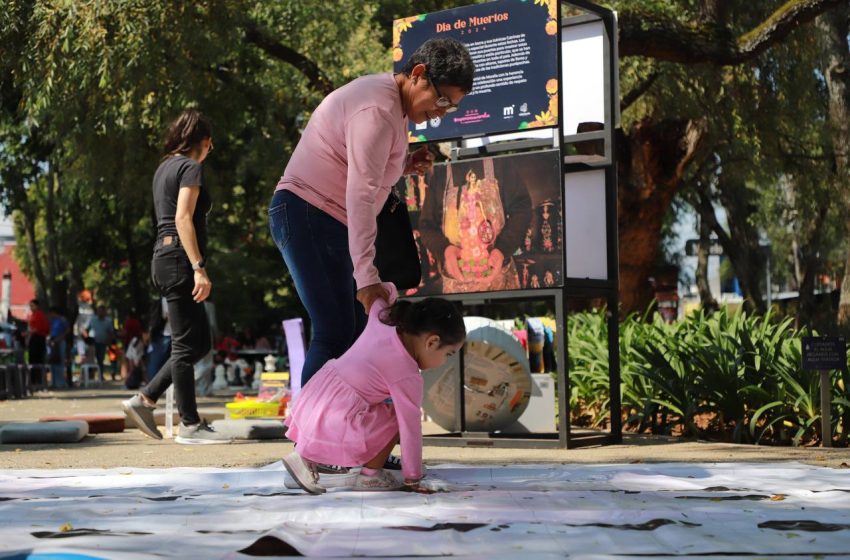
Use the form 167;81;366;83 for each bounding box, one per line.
393;0;559;143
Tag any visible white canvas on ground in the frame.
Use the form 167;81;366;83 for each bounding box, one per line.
1;462;848;558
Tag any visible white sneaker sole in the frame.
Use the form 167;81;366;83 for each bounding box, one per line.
284;470;359;489
282;454;326;495
174;436;233;445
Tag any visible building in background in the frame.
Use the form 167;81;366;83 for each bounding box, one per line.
0;217;36;321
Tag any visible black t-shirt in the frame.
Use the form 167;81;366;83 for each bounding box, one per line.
152;155;212;255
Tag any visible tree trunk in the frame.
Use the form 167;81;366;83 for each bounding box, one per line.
44;167;64;308
796;204;829;329
818;7;850;330
696;216;718;312
617;119;707;314
17;203;49;304
121;210;146;317
693;183;766;314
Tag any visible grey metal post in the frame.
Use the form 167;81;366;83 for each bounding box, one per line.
820;370;832;447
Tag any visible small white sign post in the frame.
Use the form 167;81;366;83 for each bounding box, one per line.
802;336;847;448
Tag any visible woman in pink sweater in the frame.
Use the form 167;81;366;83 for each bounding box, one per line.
283;283;465;494
268;38;474;395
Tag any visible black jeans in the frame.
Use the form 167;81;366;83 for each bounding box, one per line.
142;243;210;426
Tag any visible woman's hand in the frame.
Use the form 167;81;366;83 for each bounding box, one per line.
192;269;212;303
405;146;434;176
356;283;390;314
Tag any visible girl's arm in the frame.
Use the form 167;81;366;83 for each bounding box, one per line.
388;375;424;483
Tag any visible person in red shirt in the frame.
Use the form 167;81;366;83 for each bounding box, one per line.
27;299;50;384
121;313;143;348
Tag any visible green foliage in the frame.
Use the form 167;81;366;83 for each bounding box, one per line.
569;308;848;446
0;0;408;327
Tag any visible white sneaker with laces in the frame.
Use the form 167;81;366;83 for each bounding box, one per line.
282;451;326;495
352;468;402;491
284;468;358;490
174;420;232;444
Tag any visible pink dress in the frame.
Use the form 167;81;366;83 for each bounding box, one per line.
285;284;423;481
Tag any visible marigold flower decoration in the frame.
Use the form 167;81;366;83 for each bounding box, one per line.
392;15;423;62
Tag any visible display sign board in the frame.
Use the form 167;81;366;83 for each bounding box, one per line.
393;0;559;143
400;149;562;296
802;336;847;371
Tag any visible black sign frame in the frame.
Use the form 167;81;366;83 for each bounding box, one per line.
393;0;560;144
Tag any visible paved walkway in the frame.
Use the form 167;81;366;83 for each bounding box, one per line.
1;386;847;469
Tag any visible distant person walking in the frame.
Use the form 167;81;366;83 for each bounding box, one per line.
122;109;230;444
85;305;116;381
47;306;70;389
26;299;50;386
146;297;171;384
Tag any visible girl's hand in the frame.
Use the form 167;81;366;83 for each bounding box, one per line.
401;479;435;494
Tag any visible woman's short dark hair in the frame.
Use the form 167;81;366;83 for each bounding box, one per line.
400;38;475;93
163;109;212;157
380;298;466;347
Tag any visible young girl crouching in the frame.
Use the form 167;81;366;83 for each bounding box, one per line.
283;283;465;494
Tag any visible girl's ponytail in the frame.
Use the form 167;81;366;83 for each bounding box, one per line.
380;297;465;346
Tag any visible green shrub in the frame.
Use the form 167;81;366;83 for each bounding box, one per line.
567;307;848;446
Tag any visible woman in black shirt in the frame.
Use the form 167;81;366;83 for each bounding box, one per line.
122;109;229;444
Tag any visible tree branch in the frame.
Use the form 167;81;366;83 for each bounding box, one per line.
244;22;335;96
621;70;660;112
620;0;844;64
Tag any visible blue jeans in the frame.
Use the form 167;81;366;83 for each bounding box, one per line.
49;340;67;388
268;189;366;389
146;335;172;383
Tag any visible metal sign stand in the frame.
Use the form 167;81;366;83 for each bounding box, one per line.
420;0;621;449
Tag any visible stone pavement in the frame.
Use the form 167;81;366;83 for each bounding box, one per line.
1;385;848;469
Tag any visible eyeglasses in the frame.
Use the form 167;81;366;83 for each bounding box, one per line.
427;72;459;113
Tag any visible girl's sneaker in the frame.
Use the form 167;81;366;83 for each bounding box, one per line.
283;451;326;495
352;468;402;491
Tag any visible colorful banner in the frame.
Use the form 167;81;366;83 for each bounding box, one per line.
394;0;559;143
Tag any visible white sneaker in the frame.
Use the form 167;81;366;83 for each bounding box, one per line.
282;451;326;495
352;468;402;491
284;468;358;490
175;420;232;444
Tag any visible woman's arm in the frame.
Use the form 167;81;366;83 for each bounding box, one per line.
345;108;397;312
175;186;212;302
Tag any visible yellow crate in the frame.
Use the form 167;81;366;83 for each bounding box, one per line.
225;400;281;419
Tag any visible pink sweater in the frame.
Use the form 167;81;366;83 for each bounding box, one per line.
276;73;410;289
334;287;423;481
